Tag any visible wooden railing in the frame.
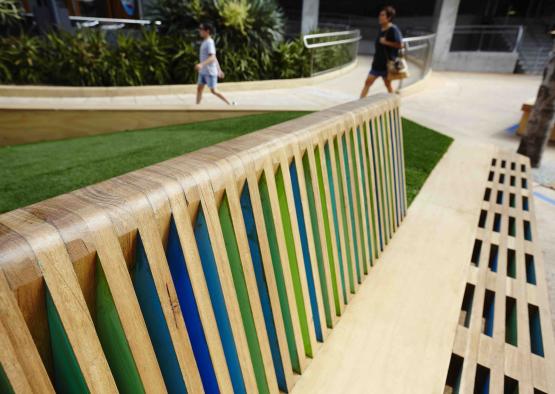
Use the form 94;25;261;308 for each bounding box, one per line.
0;94;406;393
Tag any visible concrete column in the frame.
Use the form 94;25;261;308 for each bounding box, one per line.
301;0;319;34
431;0;461;68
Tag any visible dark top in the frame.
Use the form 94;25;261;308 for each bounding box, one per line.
371;24;402;71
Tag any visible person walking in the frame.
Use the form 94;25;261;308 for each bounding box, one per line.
195;23;235;105
360;6;403;97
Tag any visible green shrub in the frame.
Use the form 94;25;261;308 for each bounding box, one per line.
148;0;284;69
168;39;198;84
271;39;310;79
0;29;353;86
42;31;113;86
108;34;145;86
0;34;42;83
0;0;21;27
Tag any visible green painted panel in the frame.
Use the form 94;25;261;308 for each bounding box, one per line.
0;365;14;394
314;148;342;315
95;261;145;394
374;118;389;245
333;138;355;294
258;174;301;373
341;134;362;284
383;114;396;231
302;153;332;327
274;167;312;357
219;195;270;394
46;289;90;394
349;130;369;274
362;124;379;261
379;116;393;240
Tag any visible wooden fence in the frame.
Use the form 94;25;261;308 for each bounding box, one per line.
0;94;406;393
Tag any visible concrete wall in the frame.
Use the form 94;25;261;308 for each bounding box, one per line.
432;0;461;66
437;51;519;72
301;0;319;33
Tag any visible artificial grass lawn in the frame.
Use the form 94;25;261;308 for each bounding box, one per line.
402;118;454;203
0;114;452;213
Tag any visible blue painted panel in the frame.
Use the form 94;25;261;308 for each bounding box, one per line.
165;217;219;393
529;305;544;357
289;160;323;342
193;208;246;394
483;291;495;337
132;234;187;394
239;184;287;392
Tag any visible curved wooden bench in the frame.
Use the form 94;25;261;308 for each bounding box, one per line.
0;94;407;393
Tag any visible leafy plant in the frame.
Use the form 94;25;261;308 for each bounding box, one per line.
271;38;310;79
0;34;42;83
133;29;170;84
148;0;284;53
168;39;197;84
215;0;251;35
109;34;145;86
0;0;21;27
42;30;112;86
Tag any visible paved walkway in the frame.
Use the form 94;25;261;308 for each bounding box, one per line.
2;56;554;331
0;57;398;110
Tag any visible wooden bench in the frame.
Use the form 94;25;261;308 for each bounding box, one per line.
0;94;407;393
1;94;553;393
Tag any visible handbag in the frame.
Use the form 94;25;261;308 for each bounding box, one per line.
387;48;409;81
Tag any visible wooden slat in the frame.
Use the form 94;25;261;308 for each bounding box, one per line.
0;270;54;393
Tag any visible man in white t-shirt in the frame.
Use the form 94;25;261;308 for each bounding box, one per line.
195;23;235;105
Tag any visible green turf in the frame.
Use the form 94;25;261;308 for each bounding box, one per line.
0;112;308;213
0;113;451;214
401;118;453;204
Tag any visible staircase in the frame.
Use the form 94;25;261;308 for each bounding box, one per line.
517;23;553;75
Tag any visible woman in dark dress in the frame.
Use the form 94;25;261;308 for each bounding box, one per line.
360;6;403;97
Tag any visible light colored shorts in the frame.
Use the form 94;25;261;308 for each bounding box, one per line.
198;73;217;89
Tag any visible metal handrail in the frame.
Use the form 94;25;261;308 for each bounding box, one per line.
303;29;361;49
403;33;437;43
23;13;159;26
70;16;156;26
453;24;524;52
455;24;524;29
398;33;436;90
302;29;361;77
